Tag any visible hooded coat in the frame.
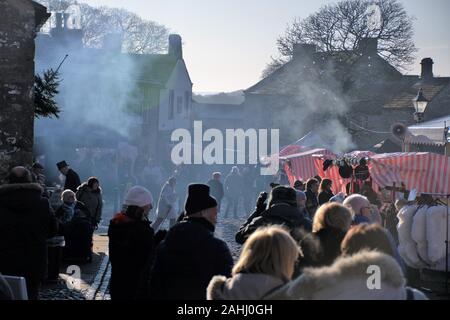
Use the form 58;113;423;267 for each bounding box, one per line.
108;213;155;300
76;183;103;224
267;250;428;300
0;183;58;299
149;217;233;300
207;273;285;300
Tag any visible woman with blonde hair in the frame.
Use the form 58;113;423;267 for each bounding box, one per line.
207;226;300;300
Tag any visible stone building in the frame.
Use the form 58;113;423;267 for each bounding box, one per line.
0;0;49;180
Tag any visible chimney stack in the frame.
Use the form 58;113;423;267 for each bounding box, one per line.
55;12;63;29
168;34;182;60
292;43;317;59
421;58;434;81
357;37;378;55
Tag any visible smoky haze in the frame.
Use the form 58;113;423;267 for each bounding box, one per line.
34;28;144;189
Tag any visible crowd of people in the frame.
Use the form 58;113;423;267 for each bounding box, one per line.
0;160;429;300
0;161;102;299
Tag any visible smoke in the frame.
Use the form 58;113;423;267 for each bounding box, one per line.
269;54;356;154
34;27;145;188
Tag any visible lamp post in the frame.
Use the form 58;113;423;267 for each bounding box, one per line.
412;88;429;123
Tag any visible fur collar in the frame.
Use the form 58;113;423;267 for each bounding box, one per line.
207;274;285;300
268;250;405;299
0;183;43;195
207;275;227;300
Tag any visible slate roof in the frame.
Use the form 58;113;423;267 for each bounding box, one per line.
383;77;450;109
245;50;402;96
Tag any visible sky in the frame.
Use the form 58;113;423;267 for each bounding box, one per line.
77;0;450;93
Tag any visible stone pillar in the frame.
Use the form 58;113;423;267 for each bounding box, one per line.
0;0;49;181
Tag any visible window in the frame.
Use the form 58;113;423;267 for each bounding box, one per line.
177;96;183;114
185;91;190;111
168;90;174;119
184;91;190;118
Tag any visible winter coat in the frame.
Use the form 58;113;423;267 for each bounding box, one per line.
207;179;224;202
108;213;155;300
235;203;311;245
224;173;242;198
76;183;103;223
305;190;319;218
207;273;285;300
156;182;178;220
55;201;92;227
149;217;233;300
64;169;81;193
299;227;347;268
318;190;334;205
0;183;58;292
267;250;428;300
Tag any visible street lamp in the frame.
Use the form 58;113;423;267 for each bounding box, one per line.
412;88;429;123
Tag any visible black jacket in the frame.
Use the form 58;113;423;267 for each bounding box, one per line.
235;203;312;245
318;190;334;205
64;169;81;193
0;183;58;289
305;190;319;217
108;213;155;300
149;217;233;300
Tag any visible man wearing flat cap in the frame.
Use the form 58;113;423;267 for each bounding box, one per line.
149;184;233;300
57;161;81;193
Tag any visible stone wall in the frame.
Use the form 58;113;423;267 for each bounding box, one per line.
0;0;49;180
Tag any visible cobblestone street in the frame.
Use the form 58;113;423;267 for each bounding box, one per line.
39;198;248;300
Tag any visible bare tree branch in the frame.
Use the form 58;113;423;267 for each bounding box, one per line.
266;0;416;76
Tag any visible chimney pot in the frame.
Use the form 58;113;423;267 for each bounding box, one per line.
292;43;317;59
169;34;183;60
421;58;434;81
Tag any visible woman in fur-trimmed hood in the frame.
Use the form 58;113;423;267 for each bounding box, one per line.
266;250;427;300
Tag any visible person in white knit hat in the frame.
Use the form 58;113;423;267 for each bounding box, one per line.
108;185;155;300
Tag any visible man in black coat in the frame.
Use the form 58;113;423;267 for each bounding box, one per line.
57;161;81;193
305;178;319;219
235;186;311;245
0;167;58;300
149;184;233;300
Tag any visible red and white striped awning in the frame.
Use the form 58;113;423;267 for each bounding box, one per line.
285;150;450;196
